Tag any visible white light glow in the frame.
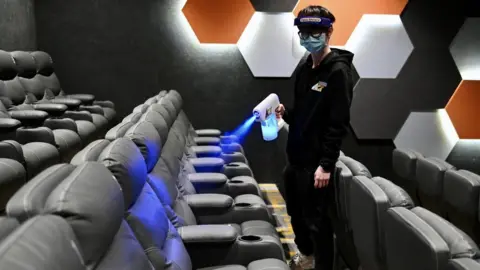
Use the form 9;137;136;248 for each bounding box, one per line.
450;18;480;80
237;12;306;78
394;110;459;160
345;14;413;79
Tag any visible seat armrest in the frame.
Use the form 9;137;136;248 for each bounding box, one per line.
190;145;222;158
33;103;68;117
63;111;93;122
224;162;254;178
79;105;104;115
179;225;238;244
190;157;224;173
193;137;220;146
0;118;21;132
66;94;95;105
188;173;228;193
9;110;48;127
220;143;242;154
220;135;239;144
184;194;233;216
50;98;81;110
93;100;115;108
196;129;221;137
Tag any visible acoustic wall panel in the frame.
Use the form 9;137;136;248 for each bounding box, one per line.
345;15;413;79
447;140;480;175
394;110;459;160
237;12;306;78
446;80;480;139
182;0;254;44
293;0;407;46
250;0;298;12
450;18;480;80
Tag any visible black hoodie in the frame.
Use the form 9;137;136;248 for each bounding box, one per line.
283;48;354;172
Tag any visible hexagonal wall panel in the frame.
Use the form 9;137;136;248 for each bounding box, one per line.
394;110;459;160
182;0;254;44
346;15;413;79
237;12;306;77
293;0;407;46
450;18;480;80
250;0;298;12
445;80;480;139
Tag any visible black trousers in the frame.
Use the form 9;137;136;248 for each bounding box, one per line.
284;164;334;270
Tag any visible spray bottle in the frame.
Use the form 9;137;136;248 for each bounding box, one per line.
253;94;285;141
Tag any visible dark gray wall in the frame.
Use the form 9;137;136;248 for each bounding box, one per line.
0;0;36;50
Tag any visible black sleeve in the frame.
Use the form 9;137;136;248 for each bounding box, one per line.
318;67;353;172
283;66;302;124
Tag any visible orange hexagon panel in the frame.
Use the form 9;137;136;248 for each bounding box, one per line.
182;0;255;44
445;80;480;139
293;0;408;46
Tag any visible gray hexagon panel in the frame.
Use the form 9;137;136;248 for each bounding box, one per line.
394;110;459;160
450;17;480;80
237;12;306;78
345;14;413;79
249;0;298;12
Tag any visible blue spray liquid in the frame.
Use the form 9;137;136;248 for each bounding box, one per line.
261;113;279;141
224;115;256;145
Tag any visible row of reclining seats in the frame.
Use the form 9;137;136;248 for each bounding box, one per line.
335;153;480;270
0;97;289;268
393;148;480;244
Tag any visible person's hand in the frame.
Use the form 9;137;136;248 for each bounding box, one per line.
314;166;330;189
275;104;285;119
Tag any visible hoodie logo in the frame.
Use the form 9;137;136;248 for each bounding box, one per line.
311;81;327;92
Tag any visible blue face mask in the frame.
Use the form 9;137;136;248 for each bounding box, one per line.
300;33;327;53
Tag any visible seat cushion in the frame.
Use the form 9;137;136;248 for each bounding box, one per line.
232;220;278;237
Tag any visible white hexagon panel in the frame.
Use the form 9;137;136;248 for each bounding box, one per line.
345;14;413;79
450;17;480;80
394;110;459;160
237;12;306;78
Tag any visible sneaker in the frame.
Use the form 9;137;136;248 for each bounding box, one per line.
289;253;315;269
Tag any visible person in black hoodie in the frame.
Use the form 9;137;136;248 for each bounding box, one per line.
275;5;354;270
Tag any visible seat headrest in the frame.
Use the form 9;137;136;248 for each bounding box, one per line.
149;103;174;128
0;50;17;80
122;112;142;124
392;148;423;179
6;164;76;221
166;91;182;112
140;110;169;146
443;170;480;220
98;138;148;209
105;121;134;141
133;104;149;114
44;162;124;267
124;121;162;173
30;51;54;76
0;215;85;270
71;139;111;165
10;51;37;79
158;90;167;98
0;141;26;167
371;177;414;208
144;97;157;106
339;156;372;177
157;97;178;118
412;207;480;259
416;157;454;195
0;158;26;211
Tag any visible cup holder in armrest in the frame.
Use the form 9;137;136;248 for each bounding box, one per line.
229;179;244;184
235;202;252;207
239;235;262;242
226;163;239;167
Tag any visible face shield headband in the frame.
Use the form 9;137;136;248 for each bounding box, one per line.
294;16;333;28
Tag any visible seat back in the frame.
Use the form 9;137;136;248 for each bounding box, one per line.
0;50;32;108
10;51;46;101
392;148;423;204
416;157;454;217
30;51;62;96
105;121;134;141
443;169;480;243
0;158;26;212
339;156;372;177
385;207;450;270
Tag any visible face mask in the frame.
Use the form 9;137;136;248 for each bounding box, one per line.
300;33;327;53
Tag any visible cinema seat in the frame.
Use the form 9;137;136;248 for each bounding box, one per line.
443;169;480;242
385;207;480;270
349;176;414;270
0;158;25;212
392;148;424;205
448;258;480;270
30;51;116;122
416;157;455;217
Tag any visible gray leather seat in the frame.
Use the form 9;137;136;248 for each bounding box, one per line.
3;161;288;269
0;158;25;212
350;175;414;270
30;51;116;122
448;259;480;269
416;157;455;217
9;51;108;138
443;169;480;243
392;148;424;205
385;207;480;270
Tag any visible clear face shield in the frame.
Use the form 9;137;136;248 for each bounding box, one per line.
291;16;333;57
